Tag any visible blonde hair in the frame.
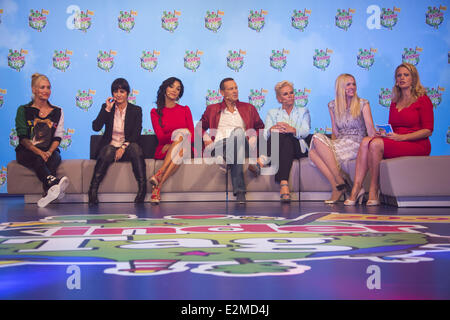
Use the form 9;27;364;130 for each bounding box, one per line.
334;73;360;119
31;73;50;89
31;73;50;101
392;63;426;103
275;80;294;101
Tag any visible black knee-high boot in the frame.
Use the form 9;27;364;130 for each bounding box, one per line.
132;157;147;203
88;159;111;206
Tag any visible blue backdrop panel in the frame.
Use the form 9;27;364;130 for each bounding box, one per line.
0;0;449;192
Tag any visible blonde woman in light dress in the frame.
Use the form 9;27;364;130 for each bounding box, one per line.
309;74;376;204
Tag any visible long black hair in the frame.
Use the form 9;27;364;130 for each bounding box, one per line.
156;77;184;127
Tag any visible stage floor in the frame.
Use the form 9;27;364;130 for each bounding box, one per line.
0;196;449;301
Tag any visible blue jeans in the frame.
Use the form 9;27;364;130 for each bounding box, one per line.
213;128;249;195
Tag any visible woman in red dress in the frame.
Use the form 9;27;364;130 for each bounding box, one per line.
149;77;194;204
345;63;434;206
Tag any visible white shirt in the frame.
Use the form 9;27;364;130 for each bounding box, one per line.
214;107;245;143
264;106;311;153
110;105;127;148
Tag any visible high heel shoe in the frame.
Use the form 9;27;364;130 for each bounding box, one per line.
280;183;291;203
150;185;161;205
336;176;353;193
344;188;365;206
366;191;381;206
150;169;163;186
324;189;346;204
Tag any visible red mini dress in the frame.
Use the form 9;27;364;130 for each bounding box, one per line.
382;95;434;159
150;104;195;159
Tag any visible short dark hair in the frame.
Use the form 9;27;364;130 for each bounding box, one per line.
111;78;130;96
219;77;235;91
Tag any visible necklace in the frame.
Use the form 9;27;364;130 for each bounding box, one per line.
33;105;49;117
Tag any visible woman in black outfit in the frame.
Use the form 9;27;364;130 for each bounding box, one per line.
88;78;146;205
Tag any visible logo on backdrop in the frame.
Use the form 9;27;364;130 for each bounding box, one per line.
9;128;18;148
97;50;116;72
291;9;310;31
140;50;159;72
357;48;377;70
270;49;288;72
402;47;421;66
60;129;75;151
335;8;355;31
0;9;3;24
184;50;203;72
128;90;139;105
118;10;137;32
161;10;180;32
142;129;154;135
313;48;332;71
53;50;72;72
0;166;6;188
294;88;311;108
73;9;93;32
206;90;223;106
0;213;449;278
426;86;444;108
29;9;48;31
315;127;332;135
0;88;6;108
205;10;224;32
248;89;267;111
381;7;400;30
75;89;95;111
227;50;245;72
248;9;267;32
379;88;393;108
7;49;27;72
425;5;446;29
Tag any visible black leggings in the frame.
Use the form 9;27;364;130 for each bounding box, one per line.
16;148;61;188
93;142;146;184
266;133;311;183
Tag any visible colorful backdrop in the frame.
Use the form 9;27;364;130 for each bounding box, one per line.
0;0;449;193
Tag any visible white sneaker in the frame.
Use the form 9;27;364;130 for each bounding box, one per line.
57;191;66;200
37;184;61;208
58;176;69;194
37;176;69;207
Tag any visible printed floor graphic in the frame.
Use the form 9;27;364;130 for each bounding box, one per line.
1;199;449;300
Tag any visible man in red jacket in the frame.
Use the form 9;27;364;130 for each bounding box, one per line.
197;78;264;203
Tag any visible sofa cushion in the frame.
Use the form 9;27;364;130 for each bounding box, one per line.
82;159;155;193
153;159;228;192
380;156;450;197
242;159;300;192
7;160;83;194
90;134;157;160
299;158;331;192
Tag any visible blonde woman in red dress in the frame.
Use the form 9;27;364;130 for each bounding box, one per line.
345;63;434;206
149;77;195;204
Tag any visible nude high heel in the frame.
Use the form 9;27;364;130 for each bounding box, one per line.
150;169;164;186
366;191;381;206
344;188;365;206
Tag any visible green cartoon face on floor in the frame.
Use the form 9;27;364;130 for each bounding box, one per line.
1;213;449;277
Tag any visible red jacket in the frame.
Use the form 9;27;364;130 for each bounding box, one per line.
197;100;264;141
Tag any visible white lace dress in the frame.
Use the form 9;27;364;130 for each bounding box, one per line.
310;99;369;172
